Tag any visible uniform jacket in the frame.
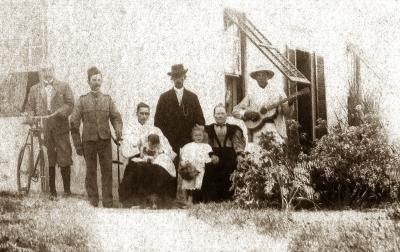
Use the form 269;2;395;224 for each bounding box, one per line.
154;88;205;153
25;80;74;135
70;92;123;148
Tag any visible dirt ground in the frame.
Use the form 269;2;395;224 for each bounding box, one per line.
87;208;287;251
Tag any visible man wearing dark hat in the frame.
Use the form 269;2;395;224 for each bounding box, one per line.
25;62;74;199
70;66;123;207
233;65;292;144
154;64;205;196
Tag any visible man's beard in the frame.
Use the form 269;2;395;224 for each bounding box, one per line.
91;85;101;91
175;81;183;88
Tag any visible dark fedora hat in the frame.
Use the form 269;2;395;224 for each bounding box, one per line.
168;64;188;77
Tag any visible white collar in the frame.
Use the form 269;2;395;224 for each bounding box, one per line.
138;120;150;127
44;79;54;85
174;86;184;93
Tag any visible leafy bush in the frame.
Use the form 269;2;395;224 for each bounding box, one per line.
231;132;316;210
304;114;400;207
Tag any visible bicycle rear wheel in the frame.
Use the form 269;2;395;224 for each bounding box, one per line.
17;145;34;195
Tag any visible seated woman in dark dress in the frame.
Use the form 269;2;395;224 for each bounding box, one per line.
202;104;246;202
119;102;176;208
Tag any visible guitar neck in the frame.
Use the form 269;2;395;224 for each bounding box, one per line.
266;88;310;110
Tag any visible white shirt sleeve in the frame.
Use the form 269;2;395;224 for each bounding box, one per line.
232;95;250;119
155;127;176;160
120;122;140;158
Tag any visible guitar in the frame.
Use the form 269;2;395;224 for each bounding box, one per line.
244;88;310;131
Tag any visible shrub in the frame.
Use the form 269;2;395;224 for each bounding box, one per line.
231;132;316;210
305;114;400;207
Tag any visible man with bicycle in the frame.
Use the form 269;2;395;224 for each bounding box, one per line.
25;62;74;199
70;66;123;208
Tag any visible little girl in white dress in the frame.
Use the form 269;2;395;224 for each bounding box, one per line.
180;126;217;204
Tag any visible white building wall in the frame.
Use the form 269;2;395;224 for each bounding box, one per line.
46;0;226;124
2;0;400;193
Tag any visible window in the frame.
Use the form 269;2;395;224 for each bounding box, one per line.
224;10;246;114
0;0;47;116
0;71;39;116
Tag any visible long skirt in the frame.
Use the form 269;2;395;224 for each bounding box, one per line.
118;160;176;207
201;146;237;202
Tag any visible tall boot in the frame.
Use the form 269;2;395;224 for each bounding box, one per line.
60;166;71;196
49;166;57;197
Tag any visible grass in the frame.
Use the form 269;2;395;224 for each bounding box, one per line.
189;202;294;238
2;190;399;251
189;202;400;251
0;191;96;251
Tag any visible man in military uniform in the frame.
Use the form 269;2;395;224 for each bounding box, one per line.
70;67;123;207
25;63;74;199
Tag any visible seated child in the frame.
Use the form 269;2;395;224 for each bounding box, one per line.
180;126;219;205
131;133;176;178
140;134;161;162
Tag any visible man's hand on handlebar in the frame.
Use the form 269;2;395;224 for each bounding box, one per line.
76;146;84;156
23;111;59;125
115;130;122;142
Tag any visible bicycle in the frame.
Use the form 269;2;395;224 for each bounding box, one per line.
16;113;56;195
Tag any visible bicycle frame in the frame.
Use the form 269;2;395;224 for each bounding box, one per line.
17;116;49;194
32;123;48;192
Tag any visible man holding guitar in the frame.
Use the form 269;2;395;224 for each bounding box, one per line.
232;66;293;144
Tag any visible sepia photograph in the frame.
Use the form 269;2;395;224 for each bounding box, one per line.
1;0;400;251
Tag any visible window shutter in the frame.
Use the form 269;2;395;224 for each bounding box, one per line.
315;55;328;138
285;49;327;151
285;48;301;157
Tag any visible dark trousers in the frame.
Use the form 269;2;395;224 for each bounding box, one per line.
44;130;73;168
83;139;113;207
49;166;71;195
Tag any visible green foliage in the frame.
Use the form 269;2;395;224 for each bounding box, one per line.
305;114;400;207
232;107;399;209
231;132;316;210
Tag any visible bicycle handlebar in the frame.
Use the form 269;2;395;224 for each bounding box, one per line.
22;112;59;126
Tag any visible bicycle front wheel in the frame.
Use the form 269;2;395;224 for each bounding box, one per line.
35;146;49;193
17;145;33;195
